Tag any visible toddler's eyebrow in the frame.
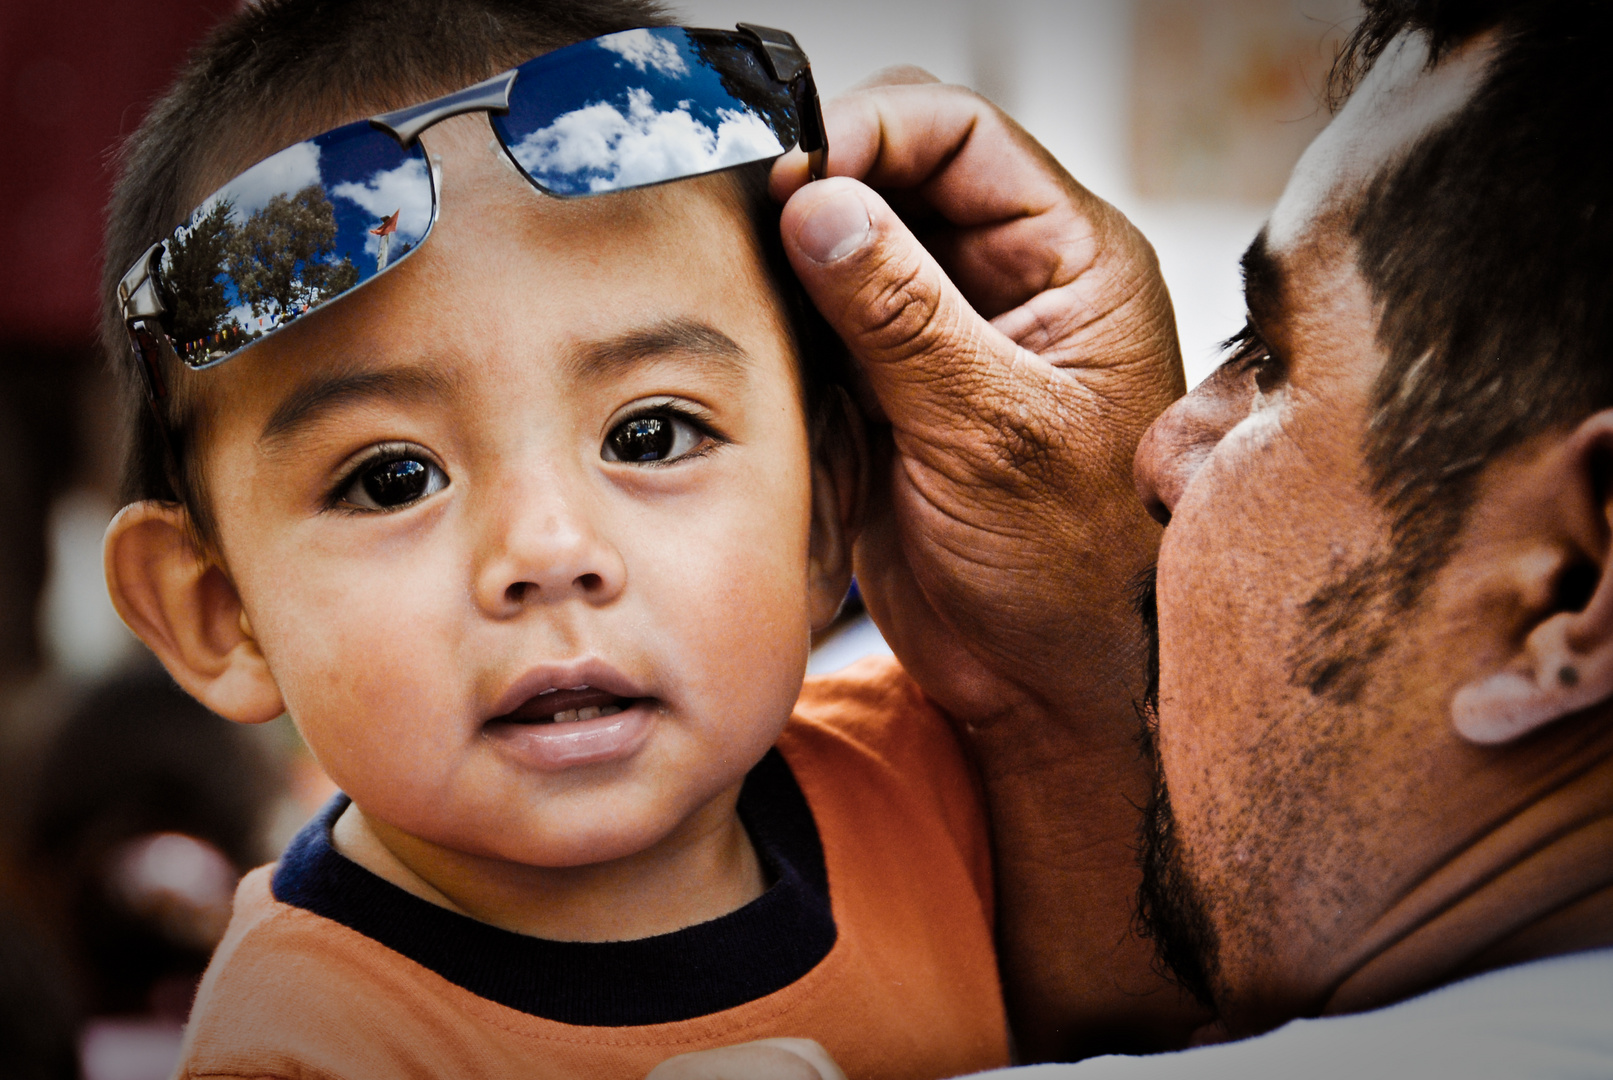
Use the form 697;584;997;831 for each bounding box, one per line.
565;318;754;388
260;365;462;445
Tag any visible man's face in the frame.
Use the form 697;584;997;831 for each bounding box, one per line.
1132;33;1497;1031
194;117;828;872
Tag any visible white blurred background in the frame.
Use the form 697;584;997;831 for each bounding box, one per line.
683;0;1357;389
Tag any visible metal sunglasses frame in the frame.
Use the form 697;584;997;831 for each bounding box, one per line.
117;22;826;404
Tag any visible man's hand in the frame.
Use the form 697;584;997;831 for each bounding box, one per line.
774;71;1179;737
645;1039;846;1080
773;76;1204;1058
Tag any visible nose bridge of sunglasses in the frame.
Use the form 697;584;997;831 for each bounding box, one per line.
370;69;518;147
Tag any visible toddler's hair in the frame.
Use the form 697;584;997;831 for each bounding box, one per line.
102;0;848;545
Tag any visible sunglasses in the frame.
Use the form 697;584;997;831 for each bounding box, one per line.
117;23;826;397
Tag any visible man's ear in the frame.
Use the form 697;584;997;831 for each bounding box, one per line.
104;501;285;724
806;387;869;631
1451;411;1613;745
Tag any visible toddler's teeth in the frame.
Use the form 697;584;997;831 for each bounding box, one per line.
576;706;601;721
598;704;622;717
553;708;579;724
538;688;557;696
569;685;588;691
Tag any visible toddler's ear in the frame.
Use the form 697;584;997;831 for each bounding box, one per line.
806;388;869;630
104;502;285;724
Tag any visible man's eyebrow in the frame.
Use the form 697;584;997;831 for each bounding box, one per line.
563;318;755;387
1240;229;1286;329
260;365;461;444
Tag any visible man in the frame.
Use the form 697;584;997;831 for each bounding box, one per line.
653;0;1613;1075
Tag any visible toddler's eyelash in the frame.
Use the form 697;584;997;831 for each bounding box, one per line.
622;400;721;430
615;402;728;459
324;442;438;511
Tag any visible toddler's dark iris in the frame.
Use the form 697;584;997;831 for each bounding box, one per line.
364;459;429;506
611;416;673;461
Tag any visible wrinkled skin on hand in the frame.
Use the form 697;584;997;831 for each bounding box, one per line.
771;73;1201;1058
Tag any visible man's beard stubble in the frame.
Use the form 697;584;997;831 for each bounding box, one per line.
1129;566;1222;1014
1129;544;1409;1026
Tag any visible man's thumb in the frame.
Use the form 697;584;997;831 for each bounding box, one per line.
780;177;1008;406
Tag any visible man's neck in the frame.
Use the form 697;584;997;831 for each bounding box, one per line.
1322;734;1613;1015
330;789;765;942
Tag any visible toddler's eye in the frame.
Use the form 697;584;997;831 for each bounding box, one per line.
601;411;707;464
338;451;448;510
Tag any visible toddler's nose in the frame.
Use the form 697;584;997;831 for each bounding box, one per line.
473;491;626;615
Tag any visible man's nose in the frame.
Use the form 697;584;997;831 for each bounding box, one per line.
472;482;626;616
1133;366;1251;525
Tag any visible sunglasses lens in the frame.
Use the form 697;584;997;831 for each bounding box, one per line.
155;120;435;368
492;27;797;197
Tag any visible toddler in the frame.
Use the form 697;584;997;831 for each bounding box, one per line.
101;1;1008;1076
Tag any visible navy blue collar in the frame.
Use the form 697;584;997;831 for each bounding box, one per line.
272;749;835;1025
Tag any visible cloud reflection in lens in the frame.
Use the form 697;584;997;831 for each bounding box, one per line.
510;88;783;194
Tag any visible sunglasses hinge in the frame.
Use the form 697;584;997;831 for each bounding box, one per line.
736;23;809;84
119;242;169;323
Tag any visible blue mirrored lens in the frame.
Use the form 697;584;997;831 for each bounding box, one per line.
492;27;794;197
156;120;434;368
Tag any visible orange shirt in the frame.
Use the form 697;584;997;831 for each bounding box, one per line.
177;657;1008;1079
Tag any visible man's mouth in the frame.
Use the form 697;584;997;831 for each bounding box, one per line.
495;686;642;725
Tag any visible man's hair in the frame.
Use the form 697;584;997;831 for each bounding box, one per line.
1293;0;1612;701
101;0;845;543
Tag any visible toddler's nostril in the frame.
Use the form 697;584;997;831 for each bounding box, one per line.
576;572;603;592
506;581;530;603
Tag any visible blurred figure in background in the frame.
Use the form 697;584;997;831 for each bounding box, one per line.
0;896;80;1080
13;665;283;1080
2;2;269;1076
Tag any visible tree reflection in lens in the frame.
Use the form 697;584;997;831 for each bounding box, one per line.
164;199;238;356
227;185;358;324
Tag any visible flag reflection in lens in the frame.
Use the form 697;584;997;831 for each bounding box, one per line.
156;121;435;368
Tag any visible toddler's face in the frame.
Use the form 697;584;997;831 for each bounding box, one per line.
195;117;834;868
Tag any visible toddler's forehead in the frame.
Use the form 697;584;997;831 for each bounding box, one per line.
172;108;802;446
206;172;798;422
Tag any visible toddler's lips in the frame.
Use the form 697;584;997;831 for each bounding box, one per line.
484;690;655;771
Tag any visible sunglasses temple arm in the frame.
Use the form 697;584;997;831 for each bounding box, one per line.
792;69;828;181
117;243;189;471
118;243;175;408
124;319;193;494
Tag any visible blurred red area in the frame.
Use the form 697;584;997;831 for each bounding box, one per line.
0;0;240;346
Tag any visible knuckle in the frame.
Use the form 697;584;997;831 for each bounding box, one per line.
972;368;1090;496
853;253;949;365
981;396;1064;486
